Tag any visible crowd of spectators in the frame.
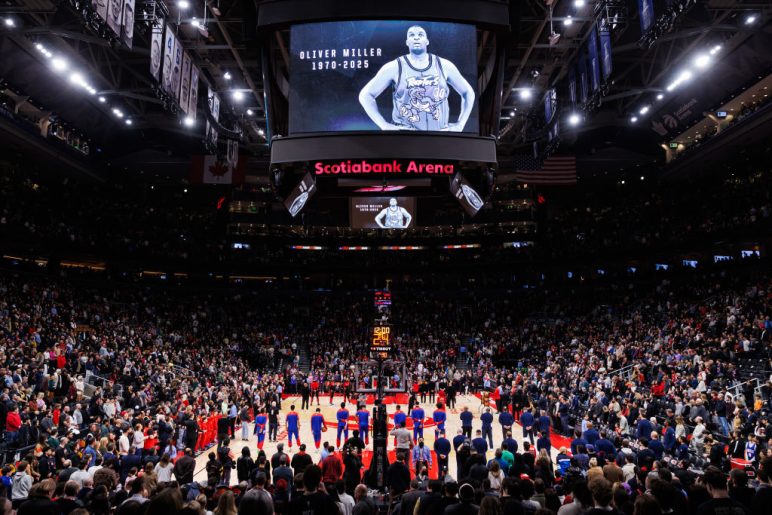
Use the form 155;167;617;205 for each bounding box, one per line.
0;247;769;514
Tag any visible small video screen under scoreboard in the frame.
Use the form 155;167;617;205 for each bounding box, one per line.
289;20;478;134
350;197;416;229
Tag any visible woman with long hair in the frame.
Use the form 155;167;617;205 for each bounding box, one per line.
214;490;237;515
155;453;174;483
479;496;502;515
488;460;504;491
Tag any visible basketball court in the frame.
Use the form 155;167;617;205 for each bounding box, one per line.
191;394;560;485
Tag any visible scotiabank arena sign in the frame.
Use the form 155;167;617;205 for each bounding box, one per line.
314;160;454;175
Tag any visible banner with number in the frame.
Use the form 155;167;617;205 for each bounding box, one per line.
587;24;600;92
179;52;192;113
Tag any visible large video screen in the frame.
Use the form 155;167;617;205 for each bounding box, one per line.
350;197;417;229
290;20;478;134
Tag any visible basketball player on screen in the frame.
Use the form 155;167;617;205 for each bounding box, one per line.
375;198;412;229
358;25;475;131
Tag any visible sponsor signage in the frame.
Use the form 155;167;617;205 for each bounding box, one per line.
314;160;455;175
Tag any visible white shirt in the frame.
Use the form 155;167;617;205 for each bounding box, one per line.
337;493;355;515
119;434;131;454
155;462;174;483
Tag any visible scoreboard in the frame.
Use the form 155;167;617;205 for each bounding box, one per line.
370;324;392;360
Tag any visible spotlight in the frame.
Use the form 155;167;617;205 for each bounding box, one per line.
125;119;133;125
709;45;722;55
246;109;254;116
232;90;245;102
640;176;645;181
639;106;649;115
183;188;188;193
631;116;638;123
677;69;693;82
693;54;710;69
509;110;515;117
98;96;106;103
178;0;190;9
190;17;200;28
4;18;14;28
51;58;68;72
35;43;43;51
112;108;123;118
564;16;573;26
574;0;585;7
87;88;97;95
69;72;85;86
184;116;195;127
257;128;264;136
519;88;532;100
656;94;664;100
745;15;756;25
223;71;232;80
568;113;581;126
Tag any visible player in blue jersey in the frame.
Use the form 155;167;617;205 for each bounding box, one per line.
310;407;327;449
359;25;475;132
336;402;350;448
356;405;370;445
254;407;267;450
411;404;425;441
393;405;407;446
433;402;447;439
286;405;301;448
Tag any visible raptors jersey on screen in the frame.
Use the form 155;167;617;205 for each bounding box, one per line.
392;55;449;130
359;25;475;132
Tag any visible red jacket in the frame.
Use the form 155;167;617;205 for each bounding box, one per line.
6;411;21;432
321;454;343;483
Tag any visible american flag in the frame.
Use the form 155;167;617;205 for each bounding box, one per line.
510;155;577;186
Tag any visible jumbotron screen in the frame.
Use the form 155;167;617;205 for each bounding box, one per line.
289;20;478;134
350;197;417;229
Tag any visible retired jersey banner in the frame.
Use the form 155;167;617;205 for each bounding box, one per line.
170;36;183;101
106;0;123;36
578;52;588;104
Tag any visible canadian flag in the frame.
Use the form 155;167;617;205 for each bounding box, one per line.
190;153;246;185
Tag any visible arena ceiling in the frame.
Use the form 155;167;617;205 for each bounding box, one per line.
0;0;771;180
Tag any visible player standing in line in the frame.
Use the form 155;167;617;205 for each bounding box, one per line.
336;402;350;448
433;402;447;439
310;408;327;450
254;407;267;450
356;404;370;446
411;403;425;441
286;405;301;448
310;377;321;406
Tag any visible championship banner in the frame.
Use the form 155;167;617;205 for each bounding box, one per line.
162;24;176;94
170;36;183;101
179;52;192;113
587;24;601;92
121;0;135;49
92;0;108;22
106;0;123;36
188;66;199;119
637;0;655;34
600;27;613;81
150;17;164;81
